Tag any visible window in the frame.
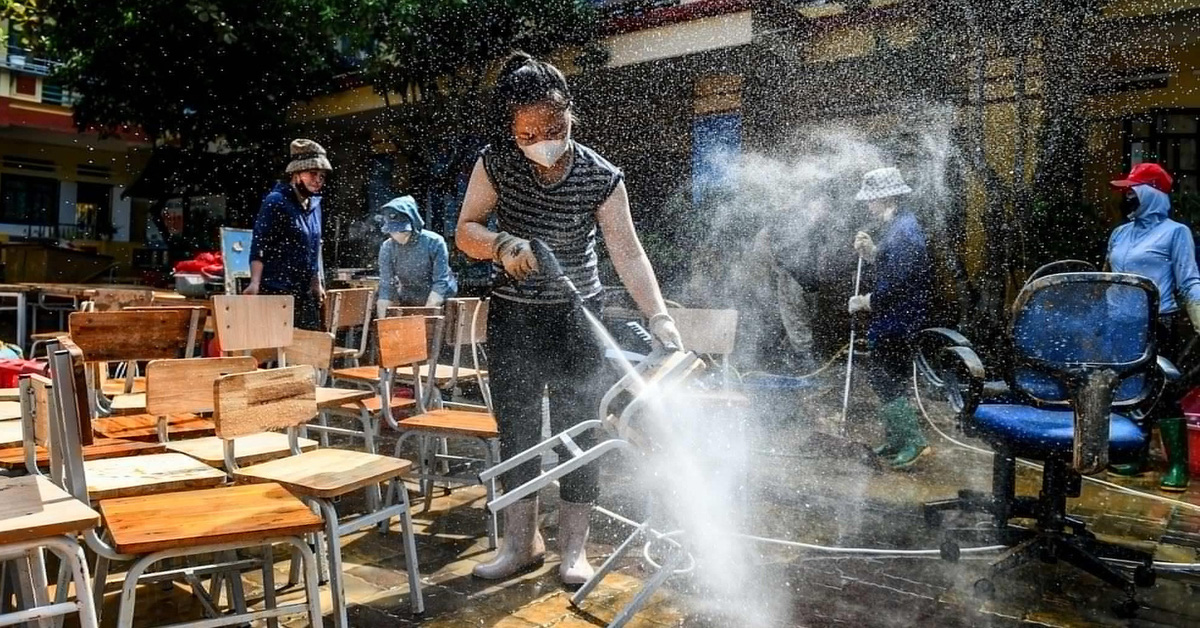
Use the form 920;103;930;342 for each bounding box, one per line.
75;182;113;239
0;174;59;225
1124;110;1200;195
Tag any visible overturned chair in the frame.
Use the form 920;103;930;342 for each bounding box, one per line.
918;271;1174;617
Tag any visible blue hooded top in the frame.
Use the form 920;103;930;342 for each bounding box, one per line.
870;210;932;342
250;182;322;294
1107;185;1200;314
376;196;457;305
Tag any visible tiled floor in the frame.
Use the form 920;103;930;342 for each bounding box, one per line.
86;382;1200;627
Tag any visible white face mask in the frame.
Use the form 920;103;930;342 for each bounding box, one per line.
390;232;412;244
520;137;570;168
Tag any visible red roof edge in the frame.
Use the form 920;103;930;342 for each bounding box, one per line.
603;0;756;36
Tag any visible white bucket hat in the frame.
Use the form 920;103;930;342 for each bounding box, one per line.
856;167;912;201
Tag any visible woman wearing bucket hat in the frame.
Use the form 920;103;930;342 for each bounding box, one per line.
1106;162;1198;491
848;167;934;470
245;139;331;330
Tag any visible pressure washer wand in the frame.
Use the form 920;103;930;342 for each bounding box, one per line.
840;256;864;437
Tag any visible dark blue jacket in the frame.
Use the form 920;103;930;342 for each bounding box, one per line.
870;211;932;342
250;183;322;294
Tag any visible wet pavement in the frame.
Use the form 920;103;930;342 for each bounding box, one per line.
91;382;1200;627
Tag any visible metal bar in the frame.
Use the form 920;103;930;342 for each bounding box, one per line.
479;420;607;482
135;560;262;584
608;550;685;628
0;603;79;626
841;256;864;434
486;439;633;513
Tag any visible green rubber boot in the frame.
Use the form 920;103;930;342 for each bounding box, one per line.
1159;417;1190;493
889;398;930;470
872;400;903;458
1108;442;1148;477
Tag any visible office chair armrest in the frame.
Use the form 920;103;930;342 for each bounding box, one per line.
1157;355;1181;381
939;345;986;419
914;327;976;390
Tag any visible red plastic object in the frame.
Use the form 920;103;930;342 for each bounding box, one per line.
196;252;216;265
0;359;49;388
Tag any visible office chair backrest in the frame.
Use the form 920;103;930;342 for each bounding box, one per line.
1009;272;1157;406
1008;272;1158;473
1025;260;1097;285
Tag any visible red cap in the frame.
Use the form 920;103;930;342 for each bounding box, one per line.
1111;162;1173;194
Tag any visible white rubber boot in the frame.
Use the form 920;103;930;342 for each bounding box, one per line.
558;501;594;586
472;498;545;579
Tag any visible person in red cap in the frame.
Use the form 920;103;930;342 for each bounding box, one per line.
1107;161;1197;491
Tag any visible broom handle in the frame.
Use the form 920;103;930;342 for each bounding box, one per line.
841;256;864;435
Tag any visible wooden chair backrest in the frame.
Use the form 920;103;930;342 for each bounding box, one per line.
48;337;94;447
376;317;428;369
28;374;53;447
213;366;316;439
325;288;374;331
69;309;197;363
213;295;294;352
90;288;154;312
281;329;335;371
145;357;258;416
446;298;487;346
666;308;739;356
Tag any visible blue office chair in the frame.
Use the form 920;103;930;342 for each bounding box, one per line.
919;272;1176;618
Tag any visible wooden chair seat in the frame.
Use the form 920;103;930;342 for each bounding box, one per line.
397;363;486;385
314;387;374;410
329;365;380;384
93;413;214;441
102;377;146;396
98;482;324;555
397;409;499;439
330;395;417;416
0;438;165;471
234;448;412;499
0;476;100;545
84;452;228;500
29;331;64;341
166;433;319;468
108;392;147;415
332;346;357;359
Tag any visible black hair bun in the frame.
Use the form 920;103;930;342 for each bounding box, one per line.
500;51;534;78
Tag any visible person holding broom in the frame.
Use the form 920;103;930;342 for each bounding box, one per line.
848;167;933;470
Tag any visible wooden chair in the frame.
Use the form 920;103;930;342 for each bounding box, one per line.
151;357;320;467
32;346;227;503
324;288;375;366
48;339;325;628
285;329;407;453
0;475;101;628
373;317;501;547
12;374;163;475
213;365;424;627
212;295;294;364
68;308;206;423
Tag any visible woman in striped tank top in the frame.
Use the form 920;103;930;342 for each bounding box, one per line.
457;53;683;586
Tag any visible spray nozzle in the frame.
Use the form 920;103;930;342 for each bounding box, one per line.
493;238;584;306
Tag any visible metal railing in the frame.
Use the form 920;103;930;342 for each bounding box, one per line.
1;45;62;76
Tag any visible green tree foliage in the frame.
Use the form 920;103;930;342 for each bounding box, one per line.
6;1;347;150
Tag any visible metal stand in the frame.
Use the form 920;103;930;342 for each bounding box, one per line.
479;347;705;628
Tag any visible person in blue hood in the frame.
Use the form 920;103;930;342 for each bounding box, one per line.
1107;162;1199;491
375;195;457;316
849;167;933;470
246;139;329;330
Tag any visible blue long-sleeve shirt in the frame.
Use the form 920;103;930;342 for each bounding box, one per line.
377;234;457;305
375;196;457;305
1108;184;1200;314
870;211;932;341
250;183;322;294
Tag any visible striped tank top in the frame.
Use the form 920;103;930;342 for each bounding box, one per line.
482;142;623;304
